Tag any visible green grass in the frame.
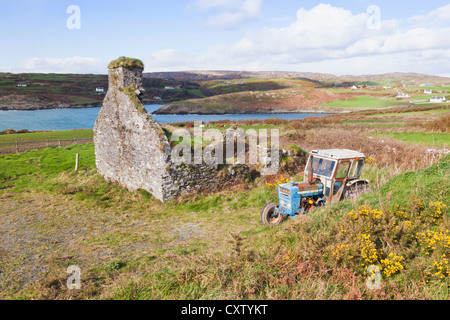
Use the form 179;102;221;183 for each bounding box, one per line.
187;89;207;98
322;95;404;109
0;144;95;192
373;132;450;147
419;86;450;92
375;154;449;206
410;94;436;100
1;139;449;300
0;130;93;143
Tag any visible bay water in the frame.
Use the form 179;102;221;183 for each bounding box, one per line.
0;104;332;131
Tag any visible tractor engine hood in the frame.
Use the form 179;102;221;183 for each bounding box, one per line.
294;182;323;197
278;182;323;197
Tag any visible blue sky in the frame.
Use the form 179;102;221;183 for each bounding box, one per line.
1;0;450;76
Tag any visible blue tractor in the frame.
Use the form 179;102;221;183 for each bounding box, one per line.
261;149;372;226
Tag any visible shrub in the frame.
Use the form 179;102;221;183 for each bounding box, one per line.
424;114;450;133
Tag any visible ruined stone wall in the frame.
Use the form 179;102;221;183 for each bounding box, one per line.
94;60;177;202
167;163;254;199
94;58;257;202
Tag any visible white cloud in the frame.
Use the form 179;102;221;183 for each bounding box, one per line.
409;4;450;26
161;3;450;76
225;4;400;62
191;0;262;28
18;56;107;74
14;4;450;77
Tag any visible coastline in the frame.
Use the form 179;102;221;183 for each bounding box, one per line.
0;102;103;111
0;100;172;112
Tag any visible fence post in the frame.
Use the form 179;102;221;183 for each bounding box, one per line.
75;153;79;172
15;142;19;153
58;140;61;147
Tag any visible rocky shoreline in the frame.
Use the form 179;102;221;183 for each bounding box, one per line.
0;102;103;111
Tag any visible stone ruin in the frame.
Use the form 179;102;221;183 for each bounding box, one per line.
93;57;256;202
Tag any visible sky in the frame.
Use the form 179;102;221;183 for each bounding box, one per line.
1;0;450;76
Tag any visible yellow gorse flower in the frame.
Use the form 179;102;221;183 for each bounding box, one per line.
266;175;291;188
428;202;447;221
381;253;405;277
366;156;376;165
432;254;450;279
416;229;450;253
348;205;382;221
355;233;381;266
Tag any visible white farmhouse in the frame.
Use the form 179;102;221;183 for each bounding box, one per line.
424;89;432;94
95;87;105;93
429;96;446;103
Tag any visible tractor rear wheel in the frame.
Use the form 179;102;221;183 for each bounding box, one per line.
261;202;286;226
343;183;373;200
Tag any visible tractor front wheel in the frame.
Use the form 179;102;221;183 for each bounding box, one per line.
261;202;286;226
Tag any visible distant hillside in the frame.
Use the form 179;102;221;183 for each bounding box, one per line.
0;73;209;110
2;71;449;111
154;87;366;115
144;70;337;82
337;72;450;85
144;70;450;85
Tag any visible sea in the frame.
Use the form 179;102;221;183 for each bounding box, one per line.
0;104;332;131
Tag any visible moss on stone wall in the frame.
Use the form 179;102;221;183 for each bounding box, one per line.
124;85;146;113
108;57;144;70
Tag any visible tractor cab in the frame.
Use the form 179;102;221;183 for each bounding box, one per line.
304;149;367;205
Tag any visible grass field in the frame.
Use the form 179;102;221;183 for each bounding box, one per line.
373;132;450;147
322;95;404;109
0;130;93;143
187;89;207;98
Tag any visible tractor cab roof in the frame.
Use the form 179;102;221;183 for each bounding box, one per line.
310;149;366;160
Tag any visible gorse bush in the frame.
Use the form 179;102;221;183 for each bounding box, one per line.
424;114;450;133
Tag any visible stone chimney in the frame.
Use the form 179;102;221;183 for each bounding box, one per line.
93;57;175;202
107;57;146;101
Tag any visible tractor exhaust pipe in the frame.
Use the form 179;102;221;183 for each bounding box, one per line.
308;155;313;183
